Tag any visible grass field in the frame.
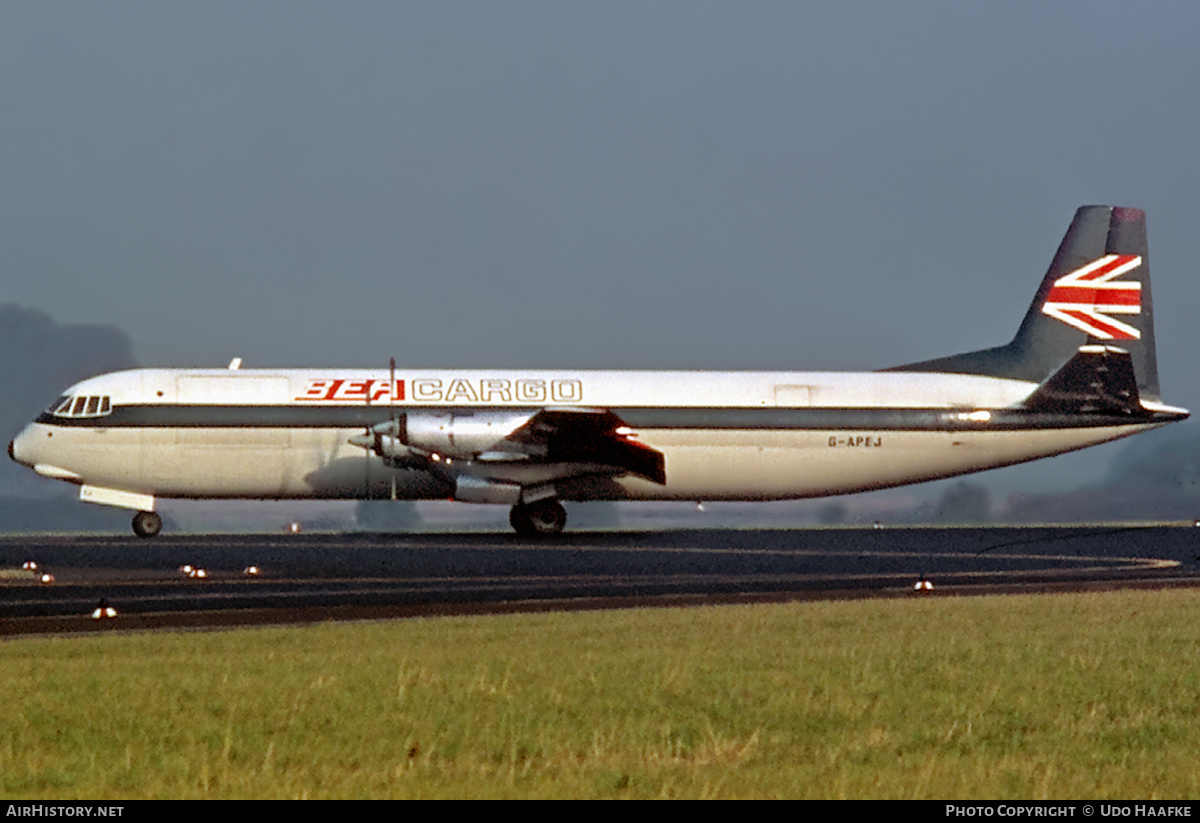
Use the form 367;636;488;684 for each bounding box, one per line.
2;588;1199;799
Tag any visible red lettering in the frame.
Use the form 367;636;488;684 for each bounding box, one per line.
369;381;405;402
295;378;407;403
342;380;371;399
296;380;330;401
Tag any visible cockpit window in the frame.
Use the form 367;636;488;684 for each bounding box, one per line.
48;395;114;419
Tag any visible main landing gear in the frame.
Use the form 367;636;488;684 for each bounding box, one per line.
132;510;162;539
509;499;567;537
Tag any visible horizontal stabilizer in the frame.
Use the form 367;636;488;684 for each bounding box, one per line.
1022;345;1142;416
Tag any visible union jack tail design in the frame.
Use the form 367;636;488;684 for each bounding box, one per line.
1041;254;1142;339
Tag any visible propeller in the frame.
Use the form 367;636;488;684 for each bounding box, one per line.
354;359;406;500
344;360;441;484
390;357;397;501
363;375;372;499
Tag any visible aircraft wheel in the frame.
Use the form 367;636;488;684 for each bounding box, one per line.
509;500;566;536
132;511;162;539
509;505;532;534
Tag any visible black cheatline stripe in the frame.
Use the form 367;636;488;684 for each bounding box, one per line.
35;404;1168;431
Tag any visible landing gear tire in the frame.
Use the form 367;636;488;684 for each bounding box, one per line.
132;511;162;539
509;500;567;536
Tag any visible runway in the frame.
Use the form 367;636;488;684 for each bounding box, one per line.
1;525;1199;635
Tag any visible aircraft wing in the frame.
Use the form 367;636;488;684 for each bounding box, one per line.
500;408;667;485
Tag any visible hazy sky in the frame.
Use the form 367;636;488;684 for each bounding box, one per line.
4;2;1200;491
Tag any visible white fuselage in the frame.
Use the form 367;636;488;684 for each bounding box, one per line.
8;367;1172;511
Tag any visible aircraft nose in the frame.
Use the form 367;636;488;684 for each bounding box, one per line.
9;426;36;468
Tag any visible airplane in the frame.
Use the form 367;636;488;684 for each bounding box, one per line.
7;205;1189;537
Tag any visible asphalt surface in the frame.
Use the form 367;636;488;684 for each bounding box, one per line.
1;525;1199;635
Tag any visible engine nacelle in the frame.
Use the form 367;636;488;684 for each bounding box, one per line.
454;476;522;505
381;412;536;459
374;435;430;470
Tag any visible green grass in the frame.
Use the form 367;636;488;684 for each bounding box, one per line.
2;589;1200;798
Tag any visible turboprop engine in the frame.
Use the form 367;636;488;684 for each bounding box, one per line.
350;411;538;467
403;411;537;457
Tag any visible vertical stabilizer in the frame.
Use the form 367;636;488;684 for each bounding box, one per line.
889;206;1160;400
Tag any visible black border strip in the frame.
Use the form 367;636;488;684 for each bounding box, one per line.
35;404;1176;432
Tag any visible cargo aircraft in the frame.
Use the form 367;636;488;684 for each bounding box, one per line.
8;206;1188;536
